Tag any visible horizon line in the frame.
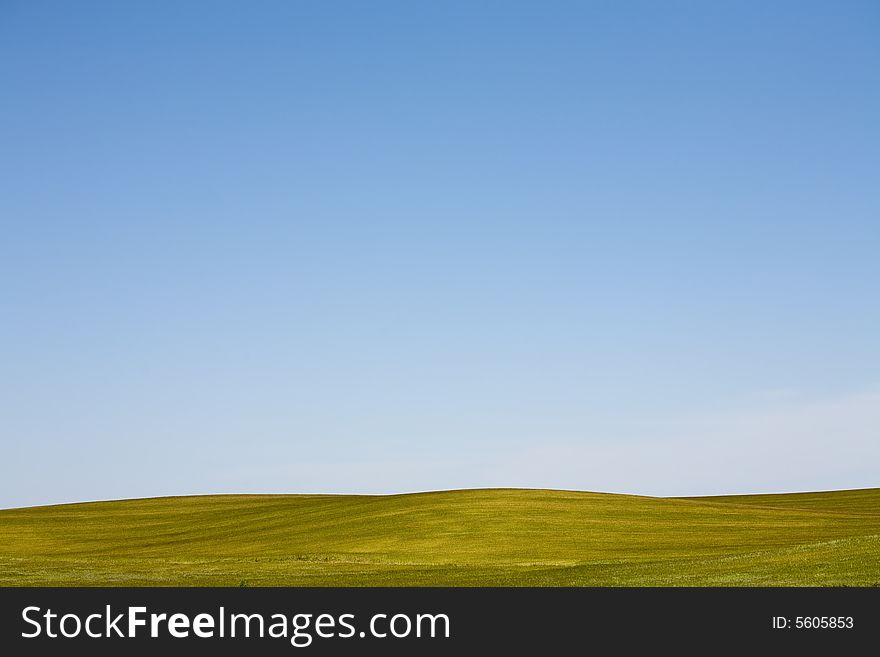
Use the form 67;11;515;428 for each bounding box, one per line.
3;484;878;512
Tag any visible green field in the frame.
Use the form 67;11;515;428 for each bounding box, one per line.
1;488;878;586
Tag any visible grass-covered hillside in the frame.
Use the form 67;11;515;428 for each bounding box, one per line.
1;488;878;586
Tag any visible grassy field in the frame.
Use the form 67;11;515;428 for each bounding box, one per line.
1;488;878;586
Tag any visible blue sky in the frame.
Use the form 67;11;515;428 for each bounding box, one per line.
1;1;878;508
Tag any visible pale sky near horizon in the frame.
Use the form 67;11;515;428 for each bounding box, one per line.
1;1;878;508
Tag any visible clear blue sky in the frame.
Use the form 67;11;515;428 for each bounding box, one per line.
2;1;878;508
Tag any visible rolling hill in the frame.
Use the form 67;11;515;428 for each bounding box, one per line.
1;488;878;586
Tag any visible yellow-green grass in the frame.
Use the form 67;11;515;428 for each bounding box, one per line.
1;488;878;586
